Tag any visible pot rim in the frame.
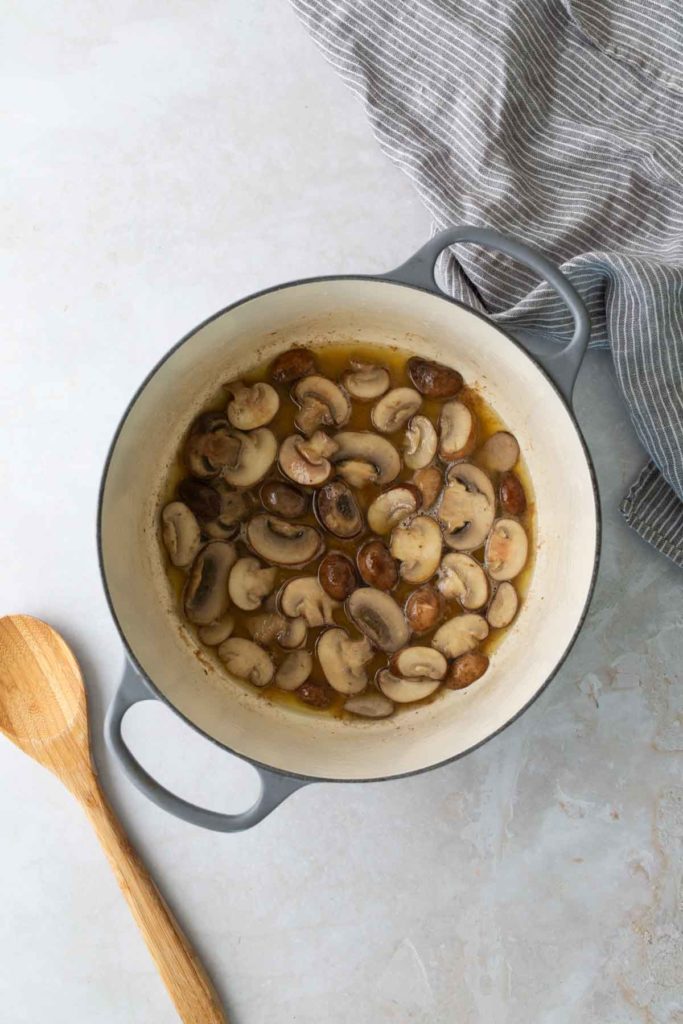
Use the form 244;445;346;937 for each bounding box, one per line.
97;273;602;785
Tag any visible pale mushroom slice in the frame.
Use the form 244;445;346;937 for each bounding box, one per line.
437;463;495;551
275;650;313;691
197;614;235;646
225;381;279;429
246;515;323;567
341;361;391;401
432;613;489;658
438;400;476;461
221;428;277;488
412;465;443;509
217;638;274;687
403;415;438;470
485;519;528;581
367;484;422;535
279;577;339;627
479;431;520;472
390;647;447;681
376;669;441;704
436;552;490;610
278;431;338;487
332;432;401;487
314;480;364;538
161;502;202;567
343;691;395;719
346;588;410;652
292;376;351;436
184;412;242;480
487;581;519;628
371;387;422;434
317;628;373;694
183;541;237;625
277;616;308;650
246;611;287;646
389;516;442;584
228;556;277;611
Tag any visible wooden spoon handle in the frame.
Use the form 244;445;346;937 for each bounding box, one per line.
81;779;227;1024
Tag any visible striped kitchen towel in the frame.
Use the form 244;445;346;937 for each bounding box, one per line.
291;0;683;568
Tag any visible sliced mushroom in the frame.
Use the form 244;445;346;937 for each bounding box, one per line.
201;484;250;539
318;552;357;601
404;585;444;634
228;556;277;611
403;415;438;470
259;479;308;519
432;613;489;658
390;516;442;584
376;669;441;704
225;381;279;429
371;387;422;434
314;480;363;538
437;463;495;551
278;431;338;487
184;413;242;480
317;628;373;694
221;428;277;488
177;479;221;520
279;576;339;627
485;519;528;581
277;616;308;650
197;614;235;646
487;581;519;629
183;541;237;625
346;588;410;652
407;357;463;398
479;431;520;472
357;540;399;591
275;650;313;691
412;465;443;509
438;400;476;461
341;361;391;401
246;515;323;567
161;502;202;567
270;347;317;384
344;691;395;719
499;471;527;517
246;611;287;646
390;647;447;681
217;637;274;687
332;432;401;487
367;484;422;535
292;376;350;436
445;652;489;689
436;552;490;610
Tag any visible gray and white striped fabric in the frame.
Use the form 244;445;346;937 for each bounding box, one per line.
291;0;683;568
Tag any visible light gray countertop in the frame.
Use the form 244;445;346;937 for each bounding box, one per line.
2;2;681;1022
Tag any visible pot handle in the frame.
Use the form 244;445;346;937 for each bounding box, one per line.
384;226;591;403
105;660;310;832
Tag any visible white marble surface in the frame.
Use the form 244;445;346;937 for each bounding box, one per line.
2;2;682;1022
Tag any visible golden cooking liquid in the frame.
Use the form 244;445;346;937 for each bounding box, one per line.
161;343;535;718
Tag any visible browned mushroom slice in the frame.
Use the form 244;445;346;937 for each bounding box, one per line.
161;502;202;567
432;613;489;658
407;357;463;398
341;361;391;401
412;465;443;509
367;484;422;535
246;611;287;646
445;652;489;689
279;431;338;487
279;576;339;627
177;479;221;520
376;669;441;704
197;614;235;646
346;588;410;652
344;691;395;719
275;651;313;691
292;376;351;436
225;381;279;429
314;480;364;538
183;541;237;625
331;432;401;487
246;515;323;567
202;486;250;540
499;471;527;517
390;647;447;680
317;628;373;694
479;431;520;472
270;347;317;384
277;616;308;650
437;463;495;551
485;519;528;581
403;415;438;470
436;552;490;610
487;581;519;628
318;552;357;601
296;681;334;708
259;479;309;519
217;638;274;687
357;540;399;591
438;400;476;461
184;412;242;479
404;585;444;634
221;428;277;488
390;516;442;584
228;556;277;611
371;387;422;434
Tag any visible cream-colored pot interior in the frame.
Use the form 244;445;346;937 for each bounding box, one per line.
100;279;598;782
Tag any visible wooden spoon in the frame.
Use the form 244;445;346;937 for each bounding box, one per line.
0;614;227;1024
